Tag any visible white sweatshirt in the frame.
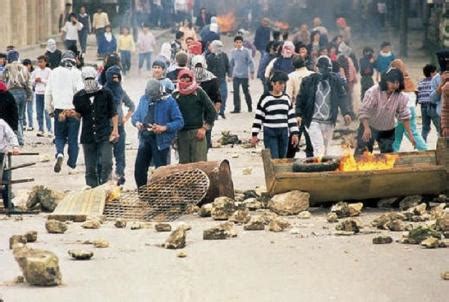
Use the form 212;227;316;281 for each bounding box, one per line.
45;66;83;113
31;67;51;95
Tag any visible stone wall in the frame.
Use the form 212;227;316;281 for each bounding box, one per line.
0;0;66;50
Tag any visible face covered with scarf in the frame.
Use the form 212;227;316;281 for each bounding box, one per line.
281;41;295;58
47;39;57;53
177;69;199;96
81;66;101;93
191;55;216;83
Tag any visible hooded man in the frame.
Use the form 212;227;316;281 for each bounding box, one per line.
206;40;231;118
172;69;217;163
45;39;62;70
105;66;135;185
296;56;352;157
3;50;32;146
191;55;221;149
45;51;84;173
131;79;184;189
73;66;119;188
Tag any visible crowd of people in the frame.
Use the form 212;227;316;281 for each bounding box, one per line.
2;4;449;212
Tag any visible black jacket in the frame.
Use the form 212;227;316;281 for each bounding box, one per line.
45;50;62;70
0;91;19;131
296;73;352;127
206;52;230;80
199;78;221;104
73;89;117;144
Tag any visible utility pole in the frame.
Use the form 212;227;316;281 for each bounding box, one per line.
399;0;409;57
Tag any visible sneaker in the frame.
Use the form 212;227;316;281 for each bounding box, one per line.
36;131;45;137
54;154;64;173
68;166;79;175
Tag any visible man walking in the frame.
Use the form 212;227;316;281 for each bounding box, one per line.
207;40;230;119
230;36;255;113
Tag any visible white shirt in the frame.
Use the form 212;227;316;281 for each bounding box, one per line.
45;66;84;112
31;67;51;95
62;21;83;41
0;119;18;153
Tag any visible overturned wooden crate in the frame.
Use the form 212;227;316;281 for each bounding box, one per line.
262;138;449;203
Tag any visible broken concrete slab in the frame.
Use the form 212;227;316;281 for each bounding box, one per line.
68;249;94;260
45;220;68;234
269;190;309;216
155;223;172;232
211;197;236;220
14;247;62;286
164;227;187;249
372;236;393;244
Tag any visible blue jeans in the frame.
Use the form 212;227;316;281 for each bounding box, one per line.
421;103;440;142
54;110;80;168
134;135;169;189
233;77;252;112
95;28;105;54
263;127;289;159
78;29;88;53
120;50;132;74
25;97;34;128
218;78;228;115
9;88;26;145
138;52;152;71
113;125;126;177
35;94;52;132
393;106;428;152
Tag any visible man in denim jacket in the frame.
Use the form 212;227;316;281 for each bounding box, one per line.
131;79;184;189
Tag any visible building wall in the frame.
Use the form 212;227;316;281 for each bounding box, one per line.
0;0;66;50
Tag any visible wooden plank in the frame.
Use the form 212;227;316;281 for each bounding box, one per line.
48;185;108;222
269;166;447;203
261;149;276;193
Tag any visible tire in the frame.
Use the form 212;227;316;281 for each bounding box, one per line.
292;156;340;173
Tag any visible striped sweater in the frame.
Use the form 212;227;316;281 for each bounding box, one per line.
252;93;299;136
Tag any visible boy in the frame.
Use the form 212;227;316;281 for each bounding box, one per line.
137;23;156;73
375;41;395;82
0;118;20;211
251;71;299;159
229;36;255;113
117;26;135;75
418;64;438;141
31;56;53;137
152;60;175;93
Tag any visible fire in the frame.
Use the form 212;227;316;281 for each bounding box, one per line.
216;12;236;33
338;150;398;172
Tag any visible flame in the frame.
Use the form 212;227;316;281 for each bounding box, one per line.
338;149;398;172
216;12;236;33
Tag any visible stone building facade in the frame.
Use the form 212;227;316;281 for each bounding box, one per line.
0;0;66;50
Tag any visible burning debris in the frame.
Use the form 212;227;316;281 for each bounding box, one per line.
338;151;398;172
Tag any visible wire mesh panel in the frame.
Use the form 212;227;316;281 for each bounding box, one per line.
104;169;209;222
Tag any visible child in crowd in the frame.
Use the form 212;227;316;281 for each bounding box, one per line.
251;71;299;159
359;47;376;100
22;59;35;131
98;25;117;59
417;64;439;142
375;41;395;81
151;60;175;93
31;56;53;137
117;26;135;75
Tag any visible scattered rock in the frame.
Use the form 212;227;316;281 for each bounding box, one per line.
268;217;291;232
45;220;68;234
402;226;441;244
220;131;241;145
155;223;172;232
13;247;62;286
130;222;143;230
259;211;279;225
399;195;421;211
348;203;364;217
289;228;302;235
14;275;25;284
242;167;253;175
406;203;427;216
298;211;312;219
334;231;356;236
335;219;360;233
177;251;187;258
377;197;399;208
385;219;406;232
24;231;38;243
203;222;238;240
26;185;65;212
421;237;440;249
164;227;187;249
331;202;363;218
178;223;192;231
231;153;239;158
186;204;200;214
327;212;339;223
269;190;310;216
436;213;449;232
92;239;110;248
82;219;101;229
371;212;406;229
9;235;27;249
430;203;447;220
198;203;213;217
68;249;94;260
441;271;449;280
242;190;259;200
211;197;236;220
372;236;393;244
242;198;262;211
229;209;251;224
244;216;266;231
114;219;127;228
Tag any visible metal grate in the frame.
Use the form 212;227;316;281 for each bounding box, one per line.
104;169;209;222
